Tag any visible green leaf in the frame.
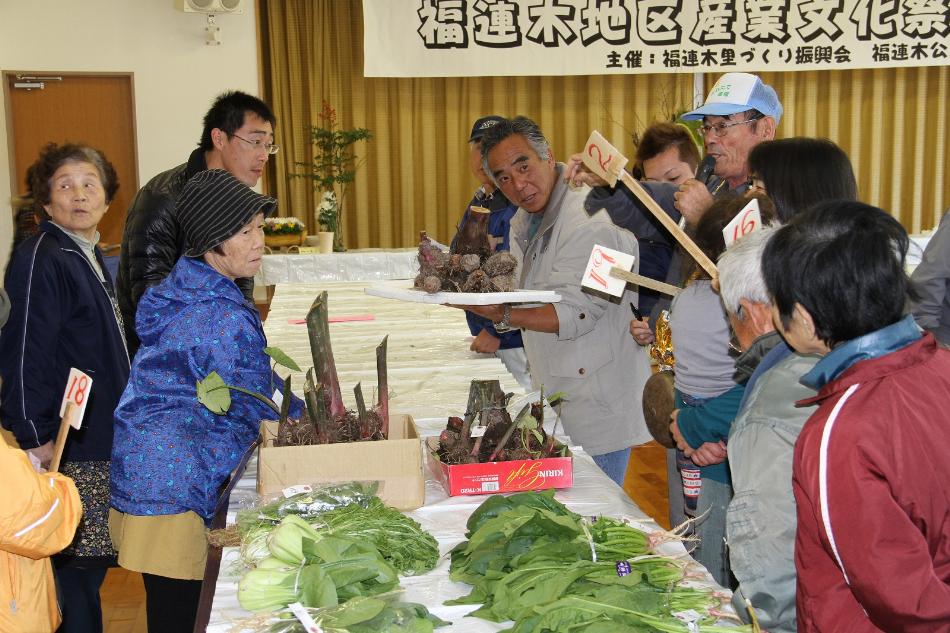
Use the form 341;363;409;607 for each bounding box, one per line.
546;391;569;406
196;371;231;414
297;564;338;609
323;596;387;627
516;413;539;430
264;346;302;372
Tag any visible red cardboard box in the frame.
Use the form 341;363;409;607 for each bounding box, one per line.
426;438;573;496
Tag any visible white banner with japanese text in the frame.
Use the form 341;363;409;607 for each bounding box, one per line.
362;0;949;77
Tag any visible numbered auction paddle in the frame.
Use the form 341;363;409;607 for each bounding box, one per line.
49;368;93;473
581;244;681;298
581;130;718;278
722;197;762;247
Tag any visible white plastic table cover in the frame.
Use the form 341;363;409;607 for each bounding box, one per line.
255;248;418;285
206;280;730;632
365;285;562;306
908;233;932;270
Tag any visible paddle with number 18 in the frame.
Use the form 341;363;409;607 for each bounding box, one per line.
49;368;93;472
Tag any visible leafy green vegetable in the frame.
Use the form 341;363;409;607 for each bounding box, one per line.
464;489;576;535
237;515;399;612
239;490;438;576
237;482;380;534
261;596;449;632
447;492;745;633
311;498;439;575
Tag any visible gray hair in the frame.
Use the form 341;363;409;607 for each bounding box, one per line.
479;116;551;186
717;226;777;315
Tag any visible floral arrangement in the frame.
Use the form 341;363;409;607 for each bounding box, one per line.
317;191;339;233
263;217;306;235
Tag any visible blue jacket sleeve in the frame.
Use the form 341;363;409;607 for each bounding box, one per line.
676;384;745;448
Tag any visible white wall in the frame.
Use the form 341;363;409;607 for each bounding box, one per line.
0;0;261;273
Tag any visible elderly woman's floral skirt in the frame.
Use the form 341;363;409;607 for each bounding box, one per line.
57;460;117;566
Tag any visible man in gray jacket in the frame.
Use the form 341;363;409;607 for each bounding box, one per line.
716;228;818;632
457;116;652;486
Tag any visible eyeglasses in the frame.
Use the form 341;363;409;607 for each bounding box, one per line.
699;115;763;138
232;133;280;155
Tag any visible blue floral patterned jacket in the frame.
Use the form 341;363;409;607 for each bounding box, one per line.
110;256;302;522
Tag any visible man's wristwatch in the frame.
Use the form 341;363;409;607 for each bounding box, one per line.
493;303;513;333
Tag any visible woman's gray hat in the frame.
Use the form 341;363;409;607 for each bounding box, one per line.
178;169;277;257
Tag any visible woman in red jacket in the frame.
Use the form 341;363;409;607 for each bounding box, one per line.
761;200;950;632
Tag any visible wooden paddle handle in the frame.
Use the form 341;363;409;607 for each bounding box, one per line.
618;171;718;278
48;403;73;473
609;267;681;297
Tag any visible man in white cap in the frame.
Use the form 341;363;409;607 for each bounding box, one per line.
569;72;782;229
673;72;782;221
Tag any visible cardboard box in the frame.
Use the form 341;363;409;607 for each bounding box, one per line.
258;414;425;511
426;438;573;496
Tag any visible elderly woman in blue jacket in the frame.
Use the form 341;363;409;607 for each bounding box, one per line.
109;169;302;633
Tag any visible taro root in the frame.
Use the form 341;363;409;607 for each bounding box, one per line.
415;231;447;290
277;292;389;445
416;220;518;294
483;252;517;277
461;269;492;293
491;275;514;293
460;253;481;273
436;380;562;465
422;275;442;293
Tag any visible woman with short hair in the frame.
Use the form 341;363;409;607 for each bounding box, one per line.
0;143;129;633
762;201;950;630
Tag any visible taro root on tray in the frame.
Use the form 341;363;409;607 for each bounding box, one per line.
435;380;569;464
413;210;518;294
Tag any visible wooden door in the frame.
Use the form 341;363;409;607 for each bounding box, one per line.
5;73;138;248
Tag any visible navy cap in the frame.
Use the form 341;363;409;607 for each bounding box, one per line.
469;116;506;142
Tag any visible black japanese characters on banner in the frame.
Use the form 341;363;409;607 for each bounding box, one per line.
363;0;949;77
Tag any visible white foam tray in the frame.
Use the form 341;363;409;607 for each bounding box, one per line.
364;285;561;305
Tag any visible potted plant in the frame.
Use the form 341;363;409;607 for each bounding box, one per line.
294;101;372;252
263;217;306;249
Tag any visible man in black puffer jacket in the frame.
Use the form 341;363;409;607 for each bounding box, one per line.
117;90;277;356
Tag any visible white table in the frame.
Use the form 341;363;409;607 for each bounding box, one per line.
208;434;716;633
261;281;524;419
255;249;418;285
205;280;729;631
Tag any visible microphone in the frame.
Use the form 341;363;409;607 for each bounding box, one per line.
677;155;718;229
695;155;716;185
